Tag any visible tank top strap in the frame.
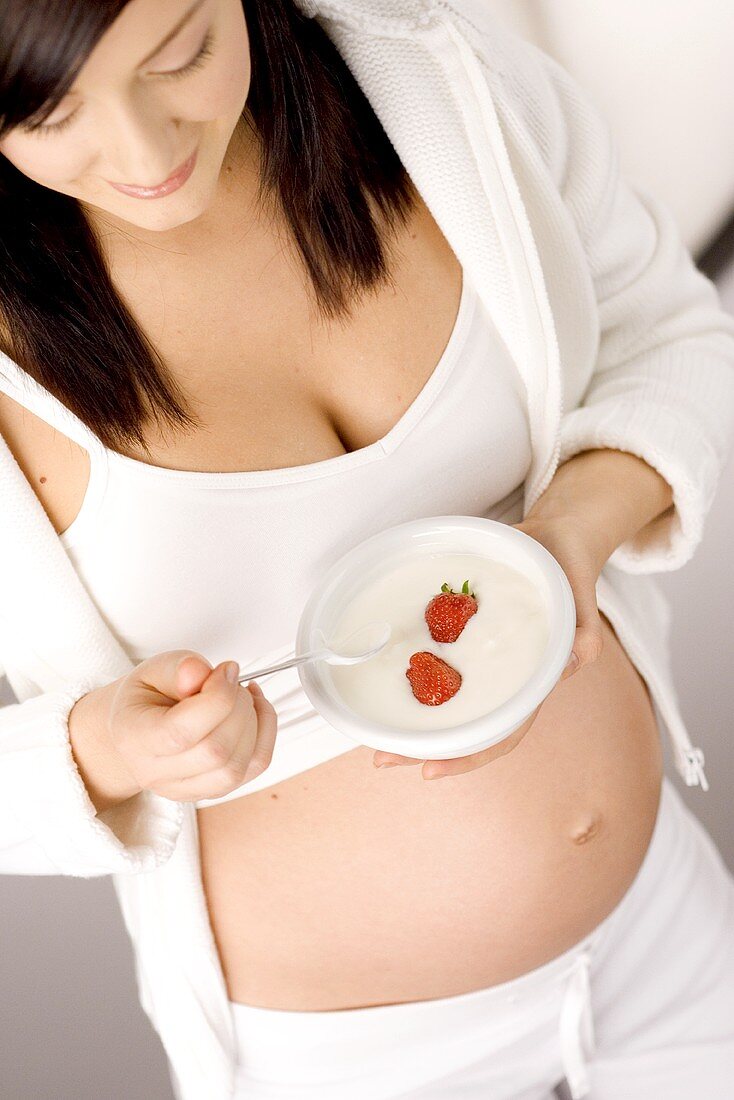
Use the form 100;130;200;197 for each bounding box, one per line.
0;349;106;456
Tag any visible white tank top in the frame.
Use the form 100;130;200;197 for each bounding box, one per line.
0;271;532;805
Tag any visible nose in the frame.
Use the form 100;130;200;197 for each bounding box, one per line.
97;92;183;187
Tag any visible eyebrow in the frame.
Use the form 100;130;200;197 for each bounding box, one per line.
138;0;207;68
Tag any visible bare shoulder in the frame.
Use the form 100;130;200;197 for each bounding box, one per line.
0;384;91;538
0;384;39;466
0;309;20;444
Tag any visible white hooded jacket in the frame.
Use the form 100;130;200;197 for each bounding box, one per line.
2;1;734;1096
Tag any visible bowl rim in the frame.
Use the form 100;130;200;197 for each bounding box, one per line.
295;515;576;758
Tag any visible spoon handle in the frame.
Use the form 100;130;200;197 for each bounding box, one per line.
236;647;328;684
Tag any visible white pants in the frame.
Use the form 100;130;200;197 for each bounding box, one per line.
227;778;734;1099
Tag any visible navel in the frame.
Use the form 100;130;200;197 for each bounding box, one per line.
570;815;602;845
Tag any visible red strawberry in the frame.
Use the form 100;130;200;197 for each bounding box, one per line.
425;580;478;643
405;651;462;706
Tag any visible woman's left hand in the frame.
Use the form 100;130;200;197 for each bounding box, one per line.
371;511;607;780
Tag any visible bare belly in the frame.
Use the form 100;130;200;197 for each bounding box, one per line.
197;612;663;1010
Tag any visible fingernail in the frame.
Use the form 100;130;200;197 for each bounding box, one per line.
564;652;579;676
423;770;442;780
224;661;240;683
374;761;399;768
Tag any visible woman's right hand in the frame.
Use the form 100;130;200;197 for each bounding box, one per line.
75;651;278;805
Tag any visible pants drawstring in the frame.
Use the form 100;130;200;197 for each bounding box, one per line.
559;950;595;1099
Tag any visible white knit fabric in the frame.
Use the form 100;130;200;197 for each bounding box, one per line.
0;675;183;876
1;1;734;1096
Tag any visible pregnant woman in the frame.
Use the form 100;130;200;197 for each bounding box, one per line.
1;1;733;1097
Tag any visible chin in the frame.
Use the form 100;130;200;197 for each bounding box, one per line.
133;199;211;232
102;179;217;233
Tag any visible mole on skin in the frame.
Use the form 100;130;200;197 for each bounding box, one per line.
39;476;47;483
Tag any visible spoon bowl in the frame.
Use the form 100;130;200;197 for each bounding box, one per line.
322;620;393;663
237;620;392;683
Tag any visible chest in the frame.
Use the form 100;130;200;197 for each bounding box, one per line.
0;194;468;536
0;201;534;669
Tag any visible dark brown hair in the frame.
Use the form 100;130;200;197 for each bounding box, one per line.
0;0;416;455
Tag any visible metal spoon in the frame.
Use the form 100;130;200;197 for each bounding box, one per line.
236;620;392;684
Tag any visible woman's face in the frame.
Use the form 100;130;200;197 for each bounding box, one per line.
0;0;252;233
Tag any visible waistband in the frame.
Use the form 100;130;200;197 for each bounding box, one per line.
231;778;681;1097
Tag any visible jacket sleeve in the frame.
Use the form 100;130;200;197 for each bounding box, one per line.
529;44;734;573
0;674;184;877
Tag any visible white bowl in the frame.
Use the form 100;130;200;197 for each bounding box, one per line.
296;516;576;760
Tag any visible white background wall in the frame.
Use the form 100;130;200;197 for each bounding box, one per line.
482;0;734;254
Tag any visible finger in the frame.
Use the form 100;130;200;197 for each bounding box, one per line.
149;683;257;780
239;688;278;782
373;752;423;768
175;653;216;698
552;553;605;676
421;737;518;780
148;683;278;790
136;650;213;702
153;662;241;754
421;704;543;780
560;651;580;681
568;613;604;673
150;697;267;802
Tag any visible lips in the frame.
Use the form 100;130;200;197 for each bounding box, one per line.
107;146;198;199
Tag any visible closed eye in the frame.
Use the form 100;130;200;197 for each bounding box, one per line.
155;28;216;80
23;29;216;137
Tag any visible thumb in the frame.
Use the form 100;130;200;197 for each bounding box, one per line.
563;604;604;680
160;659;239;750
173;652;215;699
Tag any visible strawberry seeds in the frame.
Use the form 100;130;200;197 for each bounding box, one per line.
405;579;477;705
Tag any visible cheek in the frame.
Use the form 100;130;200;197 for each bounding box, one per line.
0;134;91;189
190;43;251;121
187;1;252;121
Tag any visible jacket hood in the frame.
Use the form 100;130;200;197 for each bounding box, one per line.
294;0;432;33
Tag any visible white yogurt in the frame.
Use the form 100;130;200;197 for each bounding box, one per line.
328;551;550;731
